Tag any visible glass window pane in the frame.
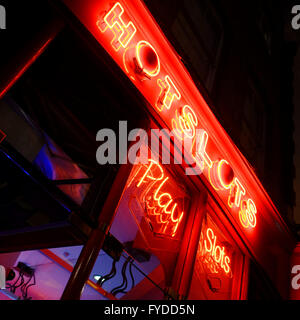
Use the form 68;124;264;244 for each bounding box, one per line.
188;212;243;300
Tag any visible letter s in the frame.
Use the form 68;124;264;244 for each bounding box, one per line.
204;228;214;253
291;265;300;290
224;256;231;274
292;5;300;30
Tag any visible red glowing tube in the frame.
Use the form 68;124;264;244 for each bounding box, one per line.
172;105;198;140
208;160;234;191
228;178;246;209
0;37;54;100
0;129;6;144
239;199;257;229
97;2;137;52
202;228;231;275
156;76;181;112
136;40;161;78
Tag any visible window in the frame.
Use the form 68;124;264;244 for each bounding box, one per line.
81;142;194;300
188;208;245;300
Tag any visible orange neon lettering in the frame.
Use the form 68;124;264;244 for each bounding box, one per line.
204;228;214;253
208;159;235;191
156;76;181;112
193;130;213;170
158;194;173;213
135;160;185;237
171;105;198;140
137;160;164;187
135;40;160;78
170;207;184;237
224;256;231;274
217;160;234;190
97;2;136;51
228;178;246;208
239;199;257;229
246;199;257;228
203;228;231;275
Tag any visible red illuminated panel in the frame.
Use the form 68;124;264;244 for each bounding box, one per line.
97;2;136;51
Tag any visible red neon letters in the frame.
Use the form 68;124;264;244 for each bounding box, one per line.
97;2;257;231
156;76;181;112
208;160;235;191
97;2;136;51
204;228;231;274
197;227;232;276
172;105;198;140
136;41;160;78
135;160;185;238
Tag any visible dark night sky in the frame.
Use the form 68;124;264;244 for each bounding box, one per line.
287;3;300;225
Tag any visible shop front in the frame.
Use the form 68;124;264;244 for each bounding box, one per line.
55;0;295;300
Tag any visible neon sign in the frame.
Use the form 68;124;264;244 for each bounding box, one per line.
135;41;161;78
129;159;185;238
63;0;259;232
96;1;257;230
204;228;231;274
198;227;232;276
